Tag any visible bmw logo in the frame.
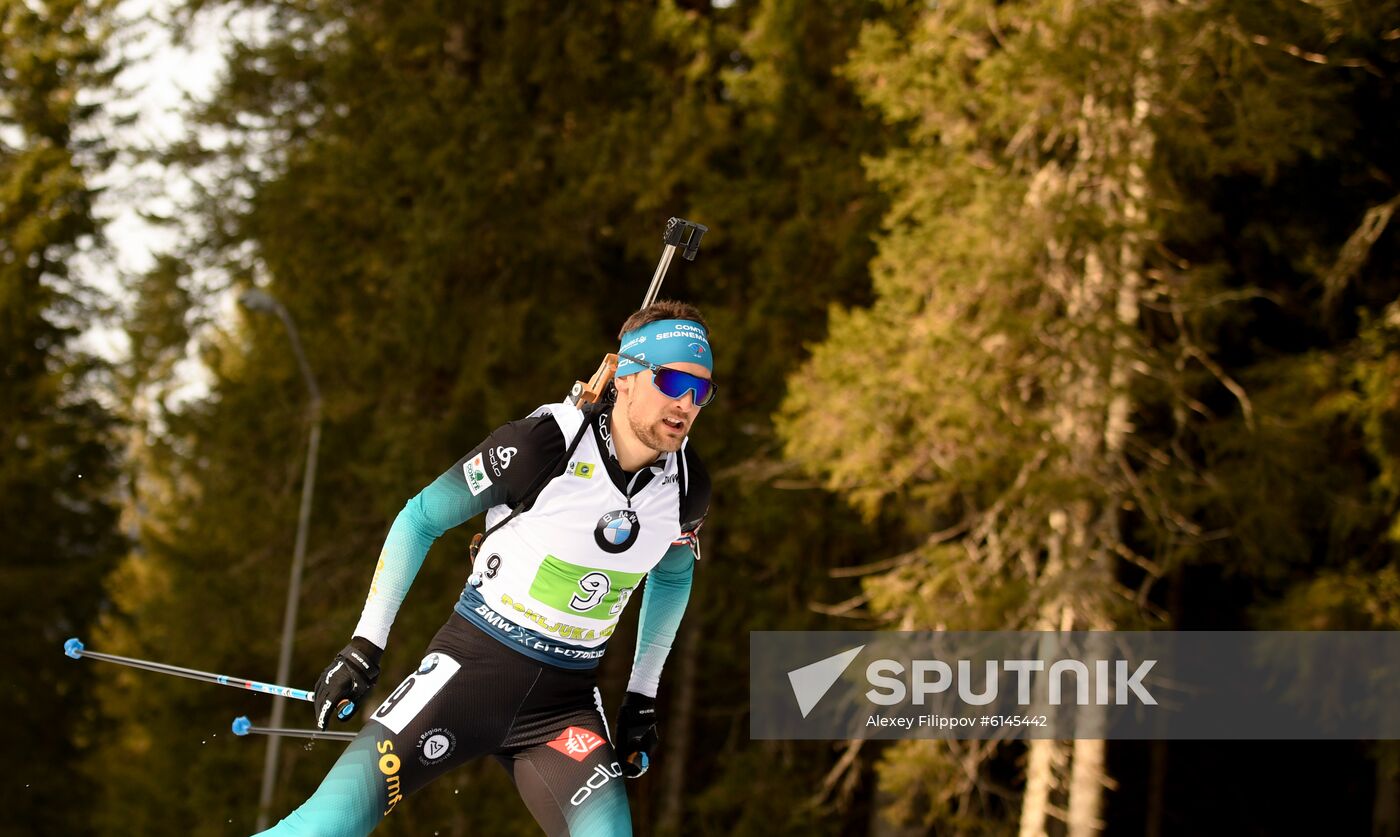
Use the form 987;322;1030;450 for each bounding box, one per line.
595;509;641;553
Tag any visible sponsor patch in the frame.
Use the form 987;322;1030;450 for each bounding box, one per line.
378;739;402;815
570;762;623;806
464;453;493;496
528;555;643;618
569;461;596;479
488;445;518;476
594;509;640;553
496;445;517;469
547;726;605;762
418;727;456;765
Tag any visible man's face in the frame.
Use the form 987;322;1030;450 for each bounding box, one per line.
619;361;709;453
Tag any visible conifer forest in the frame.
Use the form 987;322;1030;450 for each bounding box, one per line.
5;1;1400;834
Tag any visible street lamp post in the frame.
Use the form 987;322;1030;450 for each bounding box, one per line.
240;289;322;832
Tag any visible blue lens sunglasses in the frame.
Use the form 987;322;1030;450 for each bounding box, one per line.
617;353;718;407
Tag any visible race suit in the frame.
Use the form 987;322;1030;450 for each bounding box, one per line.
256;400;709;837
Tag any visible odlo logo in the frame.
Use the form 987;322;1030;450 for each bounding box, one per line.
496;446;517;469
570;762;622;806
377;740;403;815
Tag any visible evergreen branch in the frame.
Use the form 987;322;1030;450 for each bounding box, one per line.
828;521;970;578
1137;286;1283;313
1324;192;1400;314
1247;32;1373;71
1183;343;1255;431
801;738;865;812
1112;539;1164;578
1171;299;1255;430
1112;578;1171;624
808;591;871;618
1225;16;1384;77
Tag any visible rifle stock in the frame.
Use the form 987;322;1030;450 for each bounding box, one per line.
570;353;619;406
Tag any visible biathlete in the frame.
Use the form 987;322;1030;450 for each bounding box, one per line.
255;301;715;836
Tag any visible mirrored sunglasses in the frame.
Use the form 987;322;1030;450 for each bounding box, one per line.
618;353;718;407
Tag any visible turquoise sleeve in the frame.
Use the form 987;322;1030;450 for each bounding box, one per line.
351;467;504;648
625;542;696;697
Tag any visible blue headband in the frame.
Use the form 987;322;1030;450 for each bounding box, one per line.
616;319;713;377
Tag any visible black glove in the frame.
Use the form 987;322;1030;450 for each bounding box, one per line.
615;691;659;778
312;637;382;730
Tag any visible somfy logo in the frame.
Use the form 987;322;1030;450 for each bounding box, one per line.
788;646;865;718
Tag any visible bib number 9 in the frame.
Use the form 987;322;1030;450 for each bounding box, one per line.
529;555;644;619
570;572;611;611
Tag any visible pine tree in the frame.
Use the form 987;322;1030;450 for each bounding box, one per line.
0;0;125;833
780;0;1400;833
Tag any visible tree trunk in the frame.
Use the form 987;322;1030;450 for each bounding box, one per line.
1145;738;1169;837
1020;738;1070;837
1018;8;1160;836
1067;738;1105;837
658;613;698;836
1066;632;1111;837
1065;15;1157;833
1020;518;1073;837
1145;568;1184;837
1374;741;1400;837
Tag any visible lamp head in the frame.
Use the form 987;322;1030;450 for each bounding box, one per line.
238;288;279;313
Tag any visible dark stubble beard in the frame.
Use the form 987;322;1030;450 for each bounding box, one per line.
627;399;684;453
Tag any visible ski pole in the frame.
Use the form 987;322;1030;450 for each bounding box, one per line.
65;638;362;721
232;716;356;742
64;637;313;702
